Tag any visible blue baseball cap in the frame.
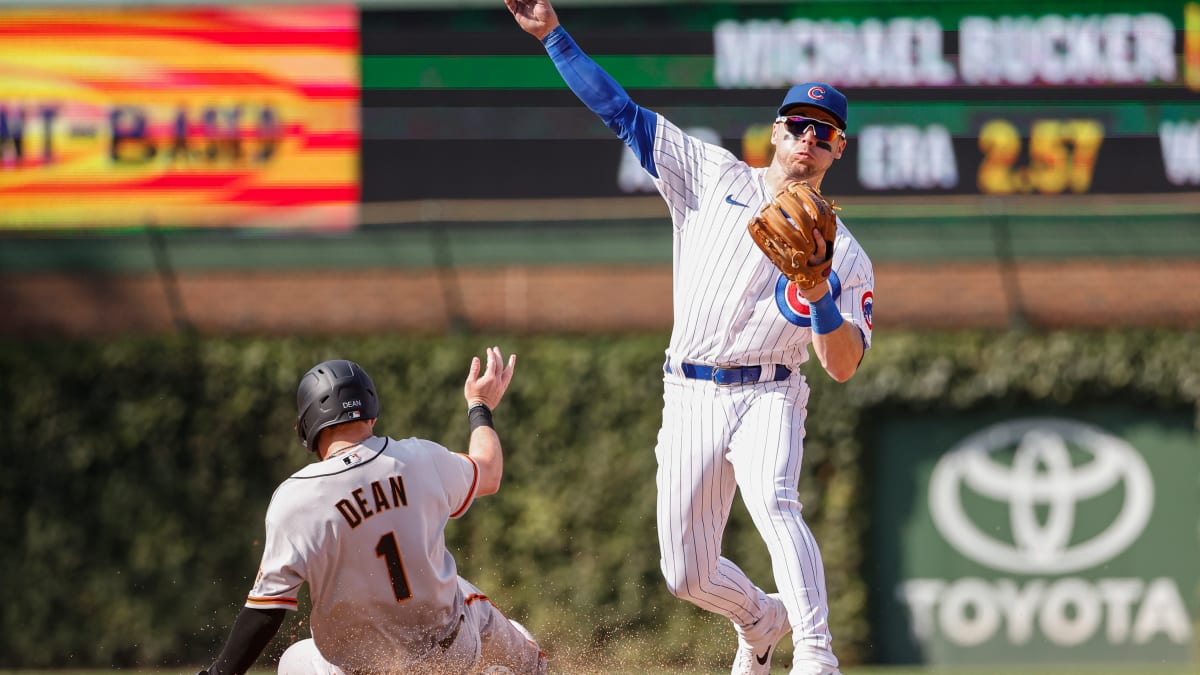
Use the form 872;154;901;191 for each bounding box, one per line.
777;82;848;130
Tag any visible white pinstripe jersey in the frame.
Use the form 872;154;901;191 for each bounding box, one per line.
651;116;874;368
245;435;478;670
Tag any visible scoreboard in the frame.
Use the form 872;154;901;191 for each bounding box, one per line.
361;0;1200;201
1;0;1197;229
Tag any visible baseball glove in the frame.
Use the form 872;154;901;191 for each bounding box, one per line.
747;181;839;290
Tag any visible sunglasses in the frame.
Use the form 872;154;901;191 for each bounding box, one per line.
776;116;845;142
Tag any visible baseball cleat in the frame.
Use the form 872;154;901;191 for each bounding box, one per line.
731;594;792;675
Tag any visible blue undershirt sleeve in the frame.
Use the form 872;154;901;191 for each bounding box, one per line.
541;26;659;178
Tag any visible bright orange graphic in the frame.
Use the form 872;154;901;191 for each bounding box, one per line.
1187;2;1200;91
0;5;359;230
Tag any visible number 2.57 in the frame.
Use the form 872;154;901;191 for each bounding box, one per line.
978;118;1104;195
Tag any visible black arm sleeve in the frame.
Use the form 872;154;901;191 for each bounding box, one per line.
205;607;287;675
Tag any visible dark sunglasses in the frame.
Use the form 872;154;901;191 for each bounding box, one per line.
776;116;845;142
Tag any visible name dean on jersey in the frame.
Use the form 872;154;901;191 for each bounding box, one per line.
335;474;410;529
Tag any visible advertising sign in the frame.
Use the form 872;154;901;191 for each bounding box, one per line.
0;5;360;229
868;410;1199;666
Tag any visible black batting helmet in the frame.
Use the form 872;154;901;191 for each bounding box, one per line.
295;359;380;449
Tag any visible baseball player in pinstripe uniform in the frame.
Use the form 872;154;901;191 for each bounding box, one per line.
198;349;548;675
507;2;873;674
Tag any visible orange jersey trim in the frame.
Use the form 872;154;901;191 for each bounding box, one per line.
449;454;479;518
246;595;298;609
464;592;540;654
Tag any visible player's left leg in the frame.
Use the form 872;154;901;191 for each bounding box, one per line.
276;639;346;675
459;577;549;674
728;380;839;675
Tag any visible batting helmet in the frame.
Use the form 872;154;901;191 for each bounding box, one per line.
295;359;380;449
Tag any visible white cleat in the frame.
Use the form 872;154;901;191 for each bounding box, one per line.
731;594;792;675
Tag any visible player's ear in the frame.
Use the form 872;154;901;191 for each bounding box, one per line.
833;136;847;159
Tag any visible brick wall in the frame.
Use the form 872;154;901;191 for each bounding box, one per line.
3;259;1198;337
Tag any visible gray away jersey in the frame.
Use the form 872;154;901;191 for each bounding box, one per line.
246;435;478;671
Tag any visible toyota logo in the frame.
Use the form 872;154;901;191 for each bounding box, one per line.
929;418;1154;575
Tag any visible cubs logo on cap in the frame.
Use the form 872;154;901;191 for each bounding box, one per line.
778;82;848;130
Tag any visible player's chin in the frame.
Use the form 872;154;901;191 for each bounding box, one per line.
786;161;821;182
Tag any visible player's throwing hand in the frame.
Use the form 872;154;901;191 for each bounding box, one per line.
505;0;559;40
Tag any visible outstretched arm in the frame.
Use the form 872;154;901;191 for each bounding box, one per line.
463;346;517;496
505;0;659;175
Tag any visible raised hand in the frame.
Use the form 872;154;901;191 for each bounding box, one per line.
504;0;560;40
464;346;517;410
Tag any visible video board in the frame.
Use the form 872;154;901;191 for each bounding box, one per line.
0;5;360;229
360;0;1200;201
2;1;1196;229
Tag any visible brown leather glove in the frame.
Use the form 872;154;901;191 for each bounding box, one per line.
747;181;839;290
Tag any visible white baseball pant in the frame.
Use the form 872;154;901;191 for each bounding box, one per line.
276;577;546;675
655;374;838;670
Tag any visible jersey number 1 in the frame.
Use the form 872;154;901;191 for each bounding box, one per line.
375;532;413;602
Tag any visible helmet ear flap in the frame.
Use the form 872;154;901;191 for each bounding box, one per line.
296;417;310;448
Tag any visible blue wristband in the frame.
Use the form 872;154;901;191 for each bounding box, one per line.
809;292;845;335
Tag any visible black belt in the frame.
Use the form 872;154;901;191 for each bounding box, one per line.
437;614;464;650
666;360;791;386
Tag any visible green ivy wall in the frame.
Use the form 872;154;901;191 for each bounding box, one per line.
2;329;1197;670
